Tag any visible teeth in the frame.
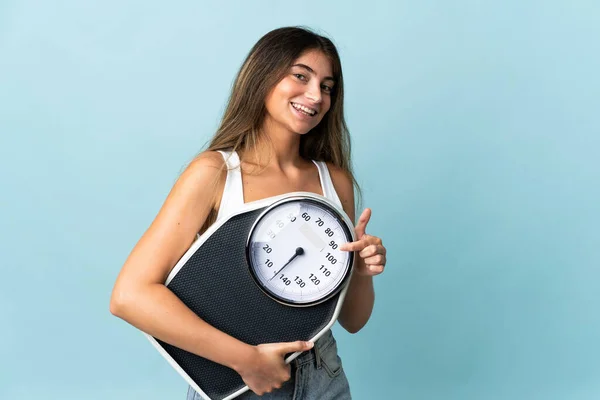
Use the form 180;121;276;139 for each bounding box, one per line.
291;102;316;116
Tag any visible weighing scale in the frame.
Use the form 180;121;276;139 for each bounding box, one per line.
145;192;356;400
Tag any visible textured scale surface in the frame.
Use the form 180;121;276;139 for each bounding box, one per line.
155;208;339;400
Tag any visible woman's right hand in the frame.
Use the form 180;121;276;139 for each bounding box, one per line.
236;340;314;396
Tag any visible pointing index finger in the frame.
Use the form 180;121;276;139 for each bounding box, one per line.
339;240;364;252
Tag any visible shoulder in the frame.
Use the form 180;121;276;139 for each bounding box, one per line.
324;162;355;221
185;149;227;180
171;151;227;208
179;150;227;185
188;150;226;172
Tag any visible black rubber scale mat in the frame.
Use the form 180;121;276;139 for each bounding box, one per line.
153;208;339;399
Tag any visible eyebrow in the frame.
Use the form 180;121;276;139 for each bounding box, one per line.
291;63;335;83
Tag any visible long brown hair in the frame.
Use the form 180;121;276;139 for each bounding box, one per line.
196;26;362;233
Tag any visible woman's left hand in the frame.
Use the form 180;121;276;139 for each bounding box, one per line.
339;208;386;277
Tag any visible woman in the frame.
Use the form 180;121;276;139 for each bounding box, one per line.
110;26;387;399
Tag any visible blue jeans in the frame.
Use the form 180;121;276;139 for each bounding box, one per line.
186;329;351;399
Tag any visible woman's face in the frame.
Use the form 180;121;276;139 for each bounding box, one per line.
264;49;335;136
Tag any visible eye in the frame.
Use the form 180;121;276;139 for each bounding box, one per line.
293;73;307;81
321;84;333;93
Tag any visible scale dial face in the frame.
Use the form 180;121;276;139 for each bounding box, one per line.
246;196;355;307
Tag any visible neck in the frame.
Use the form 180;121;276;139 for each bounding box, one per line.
242;117;305;171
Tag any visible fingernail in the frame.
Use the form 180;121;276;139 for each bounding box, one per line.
306;341;314;348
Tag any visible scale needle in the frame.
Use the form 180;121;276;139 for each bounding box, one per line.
270;247;304;281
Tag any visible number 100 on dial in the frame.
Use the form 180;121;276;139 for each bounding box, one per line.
245;196;355;307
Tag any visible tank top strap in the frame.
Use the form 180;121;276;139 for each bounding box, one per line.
216;149;244;221
311;160;343;209
212;152;341;222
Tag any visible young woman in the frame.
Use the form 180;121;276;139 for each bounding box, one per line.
110;26;387;399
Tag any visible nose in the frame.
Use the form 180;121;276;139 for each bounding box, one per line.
305;83;322;104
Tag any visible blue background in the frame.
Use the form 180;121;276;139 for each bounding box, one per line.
1;1;599;399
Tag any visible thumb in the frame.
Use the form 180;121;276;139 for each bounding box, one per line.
276;340;314;355
354;208;372;238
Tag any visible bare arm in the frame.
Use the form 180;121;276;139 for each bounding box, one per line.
327;164;376;334
338;264;375;334
109;152;254;370
110;152;313;396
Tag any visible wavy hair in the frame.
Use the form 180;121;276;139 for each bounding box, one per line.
197;26;361;233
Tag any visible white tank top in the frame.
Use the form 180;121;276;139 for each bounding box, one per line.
215;149;343;221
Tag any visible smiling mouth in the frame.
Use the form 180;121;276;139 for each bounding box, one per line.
290;102;317;117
